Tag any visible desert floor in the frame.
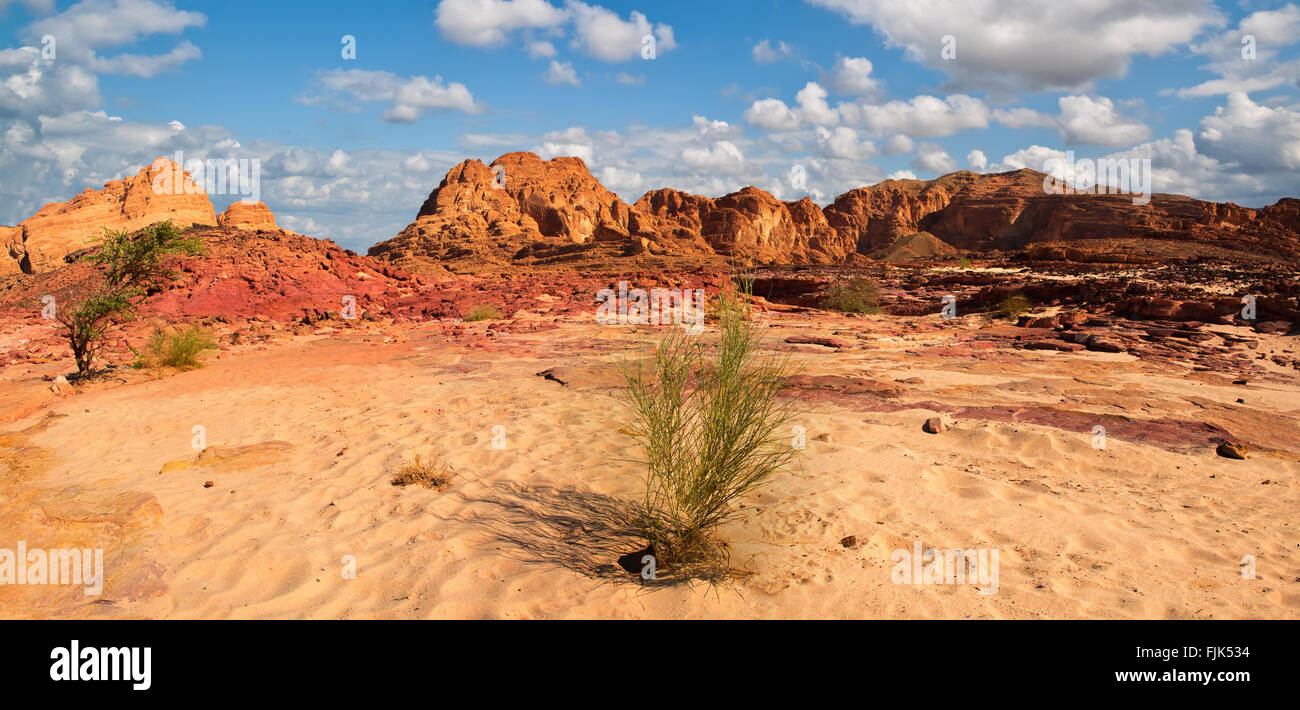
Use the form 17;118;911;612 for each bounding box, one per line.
1;308;1298;619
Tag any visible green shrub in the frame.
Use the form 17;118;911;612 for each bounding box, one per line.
132;324;217;371
958;256;973;270
996;295;1032;320
619;281;802;571
58;221;204;377
819;277;882;314
464;304;504;321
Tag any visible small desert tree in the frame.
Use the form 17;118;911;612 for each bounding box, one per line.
58;221;204;377
620;279;802;569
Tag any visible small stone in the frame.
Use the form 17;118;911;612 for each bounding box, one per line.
1216;440;1247;460
840;536;857;548
203;480;215;488
923;417;948;434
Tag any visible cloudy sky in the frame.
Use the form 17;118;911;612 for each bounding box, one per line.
2;0;1298;251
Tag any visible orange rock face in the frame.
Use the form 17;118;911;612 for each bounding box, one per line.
11;159;217;274
371;152;1300;272
0;226;23;276
372;152;858;270
217;201;294;234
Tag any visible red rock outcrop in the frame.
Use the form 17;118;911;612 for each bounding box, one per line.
9;159;217;274
370;152;644;272
217;201;296;234
371;154;1300;272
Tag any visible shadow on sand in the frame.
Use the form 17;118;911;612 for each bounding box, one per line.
455;480;728;588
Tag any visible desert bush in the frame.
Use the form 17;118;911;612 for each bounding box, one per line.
58;221;204;377
464;304;504;321
390;454;453;490
995;295;1032;320
819;277;881;314
619;281;802;569
132;324;217;371
958;256;973;270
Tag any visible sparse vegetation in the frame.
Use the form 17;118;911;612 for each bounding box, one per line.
132;324;218;371
619;280;802;571
958;256;973;270
390;454;453;490
58;221;204;377
995;295;1032;320
818;277;882;314
464;304;504;321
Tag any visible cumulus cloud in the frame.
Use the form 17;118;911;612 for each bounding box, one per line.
542;59;580;86
303;69;482;121
1197;91;1300;171
23;0;205;73
804;0;1223;91
910;142;957;174
743;81;842;130
434;0;567;46
1056;95;1150;146
843;94;990;138
967;149;987;171
567;1;675;61
435;0;675;62
815;126;874;160
991;96;1150;146
681;140;745;174
827;56;878;96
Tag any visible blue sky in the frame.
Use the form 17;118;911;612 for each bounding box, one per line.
2;0;1299;251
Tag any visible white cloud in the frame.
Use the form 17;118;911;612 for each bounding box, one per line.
1197;92;1300;171
844;94;989;138
526;40;557;58
815;126;874;160
804;0;1223;91
1056;95;1150;146
438;1;677;62
910;142;957;174
15;0;204;77
681;140;746;174
881;134;913;155
87;39;200;77
1172;4;1300;98
967;149;987;171
615;71;643;85
542;59;580;86
743;81;841;131
752;39;794;63
828;56;878;96
567;1;675;61
992;106;1055;129
305;69;481;121
434;0;567;46
743;98;801;131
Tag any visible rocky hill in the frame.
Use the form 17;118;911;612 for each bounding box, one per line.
3;159;216;274
371;152;1300;272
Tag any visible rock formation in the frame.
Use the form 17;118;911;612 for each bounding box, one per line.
217;201;297;234
6;159;217;274
372;153;1300;273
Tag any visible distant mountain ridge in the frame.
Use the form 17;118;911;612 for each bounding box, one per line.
369;151;1300;272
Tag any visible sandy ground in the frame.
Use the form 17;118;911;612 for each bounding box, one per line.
1;309;1297;619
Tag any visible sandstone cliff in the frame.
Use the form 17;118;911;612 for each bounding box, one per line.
7;159;217;274
370;153;1300;272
